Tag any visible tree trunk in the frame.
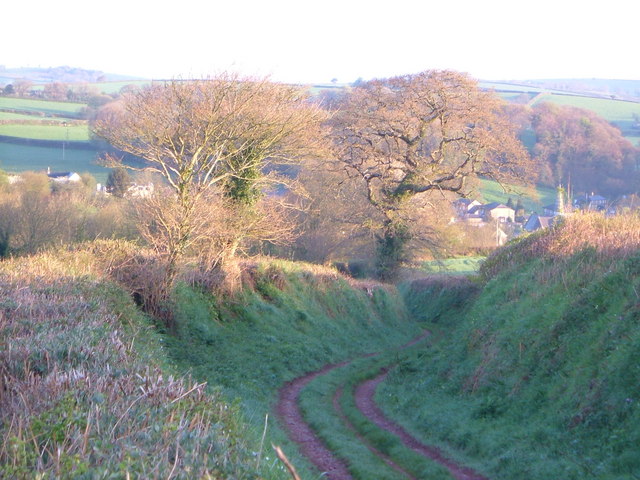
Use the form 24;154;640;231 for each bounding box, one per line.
375;221;410;281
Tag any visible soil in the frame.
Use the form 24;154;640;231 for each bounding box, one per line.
276;360;353;480
332;386;417;480
355;369;489;480
276;332;489;480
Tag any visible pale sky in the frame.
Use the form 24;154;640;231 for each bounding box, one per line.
2;0;639;83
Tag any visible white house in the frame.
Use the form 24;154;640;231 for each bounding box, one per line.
470;202;515;223
47;171;81;183
452;198;482;217
127;182;154;198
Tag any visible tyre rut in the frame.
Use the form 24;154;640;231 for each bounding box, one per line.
276;331;488;480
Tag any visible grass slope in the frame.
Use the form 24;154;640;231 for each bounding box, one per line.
381;214;640;479
165;259;423;477
532;93;640;138
0;249;272;479
478;178;556;213
0;123;90;141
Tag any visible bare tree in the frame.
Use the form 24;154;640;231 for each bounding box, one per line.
329;70;531;278
12;79;33;97
93;74;328;288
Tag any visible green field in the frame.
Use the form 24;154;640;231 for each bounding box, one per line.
480;81;548;93
0;142;109;182
421;256;485;275
91;80;150;94
0;111;69;121
532;93;640;134
0;96;86;117
478;178;556;213
626;134;640;147
0;123;90;141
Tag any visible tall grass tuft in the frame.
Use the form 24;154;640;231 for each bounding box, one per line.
0;248;265;478
481;212;640;280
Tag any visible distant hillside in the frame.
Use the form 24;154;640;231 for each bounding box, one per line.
0;65;144;85
485;78;640;102
520;78;640;101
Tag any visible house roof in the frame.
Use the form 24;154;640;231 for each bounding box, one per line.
483;202;511;210
524;213;555;231
48;172;77;179
468;205;481;214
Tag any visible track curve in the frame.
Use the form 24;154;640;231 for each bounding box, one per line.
276;331;489;480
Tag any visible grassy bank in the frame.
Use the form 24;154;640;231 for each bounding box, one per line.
165;259;423;477
0;250;279;478
380;214;640;479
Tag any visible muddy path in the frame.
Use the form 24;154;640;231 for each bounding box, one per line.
332;386;417;480
276;331;488;480
354;369;489;480
276;360;353;479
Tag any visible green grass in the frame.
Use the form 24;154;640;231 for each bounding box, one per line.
165;260;423;477
420;256;485;276
478;178;556;213
0;122;90;141
0;96;86;117
625;134;640;147
381;218;640;479
91;80;150;94
532;93;640;136
0;111;70;121
299;354;455;479
0;142;109;183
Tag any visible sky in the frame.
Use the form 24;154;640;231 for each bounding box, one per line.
2;0;639;84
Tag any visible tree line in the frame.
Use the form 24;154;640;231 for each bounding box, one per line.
90;70;533;289
1;70;638;314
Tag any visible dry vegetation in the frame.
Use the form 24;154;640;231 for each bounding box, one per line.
481;212;640;279
0;250;260;478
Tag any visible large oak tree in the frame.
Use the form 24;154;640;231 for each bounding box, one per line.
329;70;530;278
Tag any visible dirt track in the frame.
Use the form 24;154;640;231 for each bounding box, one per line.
276;360;353;479
355;369;489;480
276;333;489;480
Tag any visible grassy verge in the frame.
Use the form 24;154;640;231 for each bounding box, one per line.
165;259;423;477
378;214;640;479
0;250;276;478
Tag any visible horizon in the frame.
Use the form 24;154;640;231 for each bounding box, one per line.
4;64;640;88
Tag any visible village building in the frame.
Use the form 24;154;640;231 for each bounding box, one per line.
472;202;515;223
523;214;556;232
452;198;482;217
452;199;515;224
126;182;154;198
47;171;81;183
